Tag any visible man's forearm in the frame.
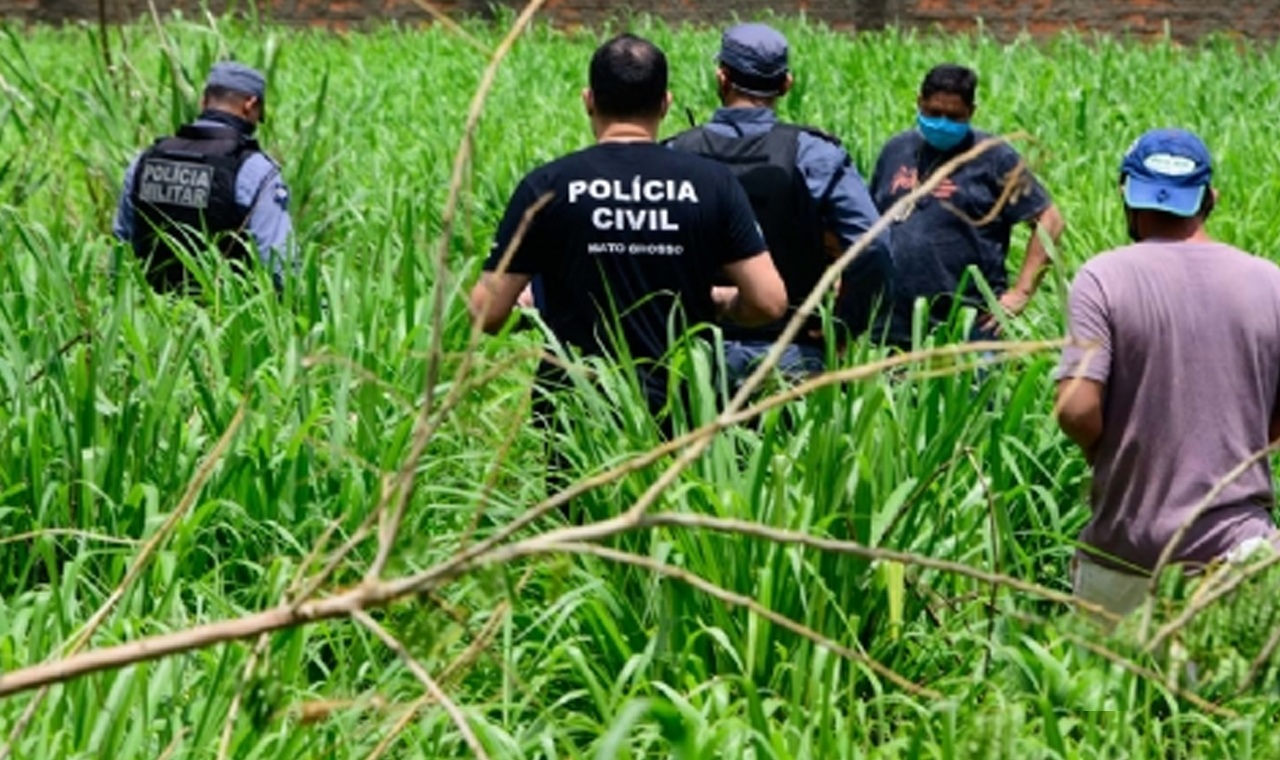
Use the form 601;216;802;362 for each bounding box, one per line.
1011;234;1052;299
1013;206;1065;298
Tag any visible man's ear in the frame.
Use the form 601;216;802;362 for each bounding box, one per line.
659;91;672;119
1202;185;1218;219
778;73;794;97
582;88;594;117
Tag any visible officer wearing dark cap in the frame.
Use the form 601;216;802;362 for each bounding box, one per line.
668;22;891;388
113;61;294;293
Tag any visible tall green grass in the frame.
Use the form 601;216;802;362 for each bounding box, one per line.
2;10;1280;759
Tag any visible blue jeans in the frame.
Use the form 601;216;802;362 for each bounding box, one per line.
723;340;825;394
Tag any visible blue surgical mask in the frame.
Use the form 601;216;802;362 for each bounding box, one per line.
917;111;971;151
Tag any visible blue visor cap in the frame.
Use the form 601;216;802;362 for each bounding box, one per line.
716;23;789;97
206;61;267;120
1120;128;1212;217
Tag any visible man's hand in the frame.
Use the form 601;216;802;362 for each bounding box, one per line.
718;254;787;326
980;288;1031;334
712;285;739;321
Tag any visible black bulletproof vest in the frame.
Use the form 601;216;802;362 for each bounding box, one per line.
668;123;828;344
130;124;258;293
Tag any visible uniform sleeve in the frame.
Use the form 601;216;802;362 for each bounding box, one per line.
1057;268;1111;383
798;133;893;335
994;143;1052;225
237;153;295;287
485;176;549;275
717;168;768;266
113;156;140;242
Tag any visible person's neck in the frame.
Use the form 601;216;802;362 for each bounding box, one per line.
1142;228;1213;244
198;108;256;136
1138;215;1211;244
595;120;657;144
721;92;768;108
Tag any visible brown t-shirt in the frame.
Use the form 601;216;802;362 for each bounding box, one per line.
1058;240;1280;572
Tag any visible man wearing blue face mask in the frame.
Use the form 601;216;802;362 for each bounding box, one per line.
869;63;1064;350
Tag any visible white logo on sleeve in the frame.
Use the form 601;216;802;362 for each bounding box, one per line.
1143;153;1198;176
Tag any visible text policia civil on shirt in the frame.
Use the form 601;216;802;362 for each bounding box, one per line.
568;176;701;232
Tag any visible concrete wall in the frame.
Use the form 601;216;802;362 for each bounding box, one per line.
4;0;1279;42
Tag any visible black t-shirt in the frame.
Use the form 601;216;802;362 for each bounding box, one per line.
869;129;1051;345
486;142;767;364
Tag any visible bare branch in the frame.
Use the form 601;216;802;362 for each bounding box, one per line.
540;542;939;698
405;0;491;56
363;694;435;760
352;610;490;760
1138;437;1280;642
1146;550;1280;654
1236;622;1280;696
427;338;1063;596
368;0;549;582
634;512;1113;619
999;608;1238;720
1;403;246;758
155;728;189;760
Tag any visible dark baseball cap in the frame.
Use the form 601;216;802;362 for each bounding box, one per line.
716;23;789;97
206;61;267;120
1120;128;1213;217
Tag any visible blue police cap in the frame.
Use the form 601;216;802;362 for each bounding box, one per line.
206;61;266;101
1120;128;1213;218
716;23;789;97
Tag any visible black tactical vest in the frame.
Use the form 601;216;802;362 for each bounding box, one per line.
130;123;259;293
668;123;829;344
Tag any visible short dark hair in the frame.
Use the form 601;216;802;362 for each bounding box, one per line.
920;64;978;107
589;33;668;119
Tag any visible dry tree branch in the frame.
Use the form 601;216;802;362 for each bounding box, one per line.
363;694;435;760
0;403;246;759
352;610;490;760
369;188;554;582
1145;549;1280;654
997;608;1238;720
406;0;492;56
155;728;189;760
0;340;1063;701
964;447;1003;675
634;512;1112;619
219;515;353;757
0;528;141;547
1236;622;1280;696
1137;437;1280;643
217;632;273;760
461;387;532;547
369;0;549;583
429;337;1062;597
598;137;1020;532
300;352;415;409
541;542;938;698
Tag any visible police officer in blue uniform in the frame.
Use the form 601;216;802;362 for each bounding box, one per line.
668;23;892;387
113;62;294;293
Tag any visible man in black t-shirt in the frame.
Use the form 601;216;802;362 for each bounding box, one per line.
869;64;1065;349
468;33;786;415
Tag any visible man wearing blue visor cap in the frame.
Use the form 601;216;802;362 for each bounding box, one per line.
1057;128;1280;619
667;23;890;390
1119;128;1213;222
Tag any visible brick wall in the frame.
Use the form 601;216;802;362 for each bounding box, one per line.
3;0;1279;41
